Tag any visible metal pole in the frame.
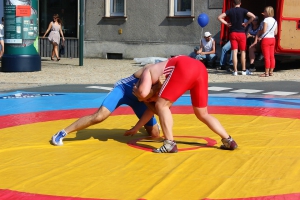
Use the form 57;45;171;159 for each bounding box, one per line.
79;0;84;66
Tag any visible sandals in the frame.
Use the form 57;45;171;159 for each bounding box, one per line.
269;72;274;76
51;56;61;61
259;73;269;77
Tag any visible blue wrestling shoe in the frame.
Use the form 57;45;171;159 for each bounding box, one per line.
153;139;178;153
51;130;67;146
220;136;238;150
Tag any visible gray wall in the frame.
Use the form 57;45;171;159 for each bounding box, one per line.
84;0;223;59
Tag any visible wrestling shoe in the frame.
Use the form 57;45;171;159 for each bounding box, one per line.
220;136;238;150
51;130;67;146
153;139;178;153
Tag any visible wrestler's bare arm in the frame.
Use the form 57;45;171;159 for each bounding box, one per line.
133;60;167;100
124;74;165;136
133;64;152;78
144;102;157;114
124;108;155;137
133;68;153;99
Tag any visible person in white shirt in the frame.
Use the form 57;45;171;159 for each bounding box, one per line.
0;17;4;58
198;31;217;67
258;6;278;77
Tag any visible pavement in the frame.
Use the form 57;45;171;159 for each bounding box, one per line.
1;57;300;199
0;57;300;93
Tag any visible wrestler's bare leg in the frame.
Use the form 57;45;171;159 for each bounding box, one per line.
155;97;174;140
64;106;111;134
51;106;111;146
193;106;237;150
53;106;160;145
193;106;229;138
144;124;160;138
152;97;178;153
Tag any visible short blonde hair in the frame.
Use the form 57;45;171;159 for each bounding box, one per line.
264;6;274;17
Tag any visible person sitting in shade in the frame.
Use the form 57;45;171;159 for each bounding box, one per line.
217;40;233;72
191;32;218;68
247;16;263;72
189;46;201;60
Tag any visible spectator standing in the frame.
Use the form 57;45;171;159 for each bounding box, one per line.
0;17;4;58
258;6;278;77
43;14;65;61
218;18;249;72
218;0;255;76
198;32;218;68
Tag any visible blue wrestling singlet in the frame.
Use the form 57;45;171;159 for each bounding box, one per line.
101;75;157;126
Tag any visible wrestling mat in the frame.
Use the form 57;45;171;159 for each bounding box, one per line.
1;91;300;200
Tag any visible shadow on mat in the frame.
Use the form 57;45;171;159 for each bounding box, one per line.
61;129;219;149
132;139;219;150
62;128;148;144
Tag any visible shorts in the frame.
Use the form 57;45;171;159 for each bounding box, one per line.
0;37;3;41
229;32;247;51
101;75;157;126
159;56;208;108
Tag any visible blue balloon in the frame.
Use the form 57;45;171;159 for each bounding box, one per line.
197;13;209;28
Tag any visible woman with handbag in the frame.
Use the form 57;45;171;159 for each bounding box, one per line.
250;7;278;77
43;14;65;61
258;6;278;77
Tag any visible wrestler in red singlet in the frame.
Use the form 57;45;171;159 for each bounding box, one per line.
158;55;208;108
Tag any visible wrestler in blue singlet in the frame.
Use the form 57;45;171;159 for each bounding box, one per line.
101;75;157;126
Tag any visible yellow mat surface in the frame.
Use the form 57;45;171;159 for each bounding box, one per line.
1;114;300;200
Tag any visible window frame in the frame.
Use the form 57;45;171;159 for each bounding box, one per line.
105;0;126;17
174;0;192;16
169;0;194;17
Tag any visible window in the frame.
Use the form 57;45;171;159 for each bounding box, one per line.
39;0;78;38
169;0;194;17
105;0;126;17
111;0;124;16
175;0;191;15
